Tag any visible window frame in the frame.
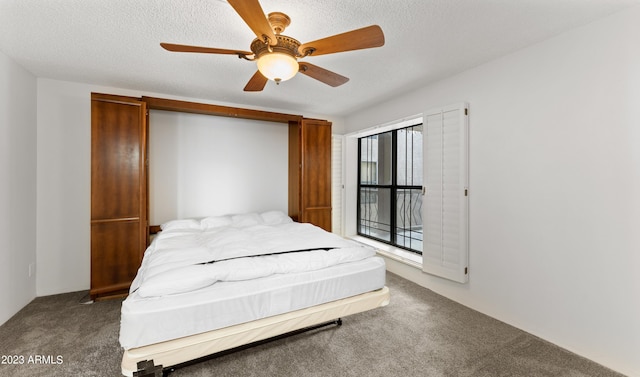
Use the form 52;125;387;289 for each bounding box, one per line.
357;122;424;254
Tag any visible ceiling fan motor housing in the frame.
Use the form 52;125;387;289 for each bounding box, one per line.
250;34;301;60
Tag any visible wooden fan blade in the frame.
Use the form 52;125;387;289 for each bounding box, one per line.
228;0;277;46
161;43;252;56
244;70;268;91
298;25;384;56
298;62;349;87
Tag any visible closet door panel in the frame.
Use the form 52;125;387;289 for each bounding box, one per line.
302;120;332;208
90;221;142;294
302;209;332;232
90;93;147;300
300;119;332;231
91;100;143;220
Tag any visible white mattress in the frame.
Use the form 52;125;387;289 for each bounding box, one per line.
120;255;386;349
120;212;387;350
121;286;390;377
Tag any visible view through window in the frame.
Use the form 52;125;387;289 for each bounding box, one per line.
357;123;423;253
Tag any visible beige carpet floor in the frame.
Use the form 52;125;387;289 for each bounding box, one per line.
0;272;625;377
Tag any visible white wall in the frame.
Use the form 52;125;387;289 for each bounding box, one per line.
35;79;341;297
344;7;640;376
36;80;94;296
0;51;37;325
149;110;289;224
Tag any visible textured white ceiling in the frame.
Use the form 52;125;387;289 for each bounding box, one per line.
1;0;638;116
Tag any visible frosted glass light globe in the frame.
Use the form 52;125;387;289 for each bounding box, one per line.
257;52;298;83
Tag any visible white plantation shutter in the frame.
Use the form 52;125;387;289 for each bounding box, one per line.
331;135;343;235
423;103;469;283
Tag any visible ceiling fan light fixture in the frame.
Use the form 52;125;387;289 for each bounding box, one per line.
256;52;298;83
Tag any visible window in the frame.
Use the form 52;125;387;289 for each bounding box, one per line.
353;103;468;283
357;123;424;253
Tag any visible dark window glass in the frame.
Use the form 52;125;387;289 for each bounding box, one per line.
358;124;423;254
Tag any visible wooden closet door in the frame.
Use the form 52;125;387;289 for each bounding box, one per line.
300;119;332;231
90;93;147;300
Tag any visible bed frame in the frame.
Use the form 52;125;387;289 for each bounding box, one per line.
123;286;390;376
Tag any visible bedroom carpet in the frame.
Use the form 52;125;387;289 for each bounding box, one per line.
0;272;625;377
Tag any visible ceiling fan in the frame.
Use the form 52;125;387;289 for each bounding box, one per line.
160;0;385;92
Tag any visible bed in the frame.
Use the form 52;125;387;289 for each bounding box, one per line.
119;211;389;376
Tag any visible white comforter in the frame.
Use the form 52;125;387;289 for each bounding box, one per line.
131;213;375;298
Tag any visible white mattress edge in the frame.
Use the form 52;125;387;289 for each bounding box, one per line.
121;286;390;376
